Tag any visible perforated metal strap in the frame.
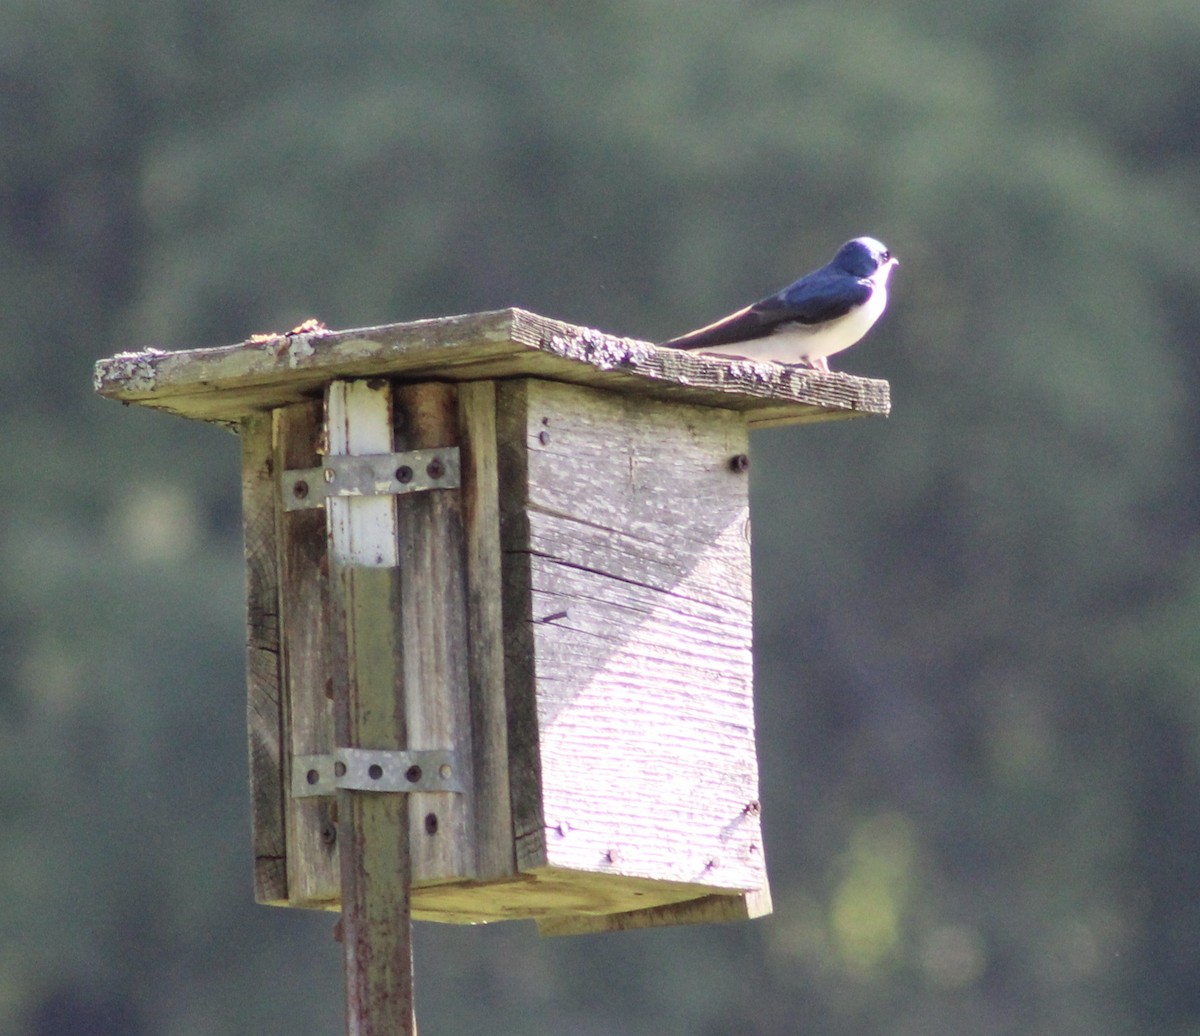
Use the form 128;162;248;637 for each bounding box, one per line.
281;448;460;511
292;748;464;797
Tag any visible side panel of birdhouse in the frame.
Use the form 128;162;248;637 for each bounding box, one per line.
497;379;767;900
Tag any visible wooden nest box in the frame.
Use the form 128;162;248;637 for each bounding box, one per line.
95;309;889;937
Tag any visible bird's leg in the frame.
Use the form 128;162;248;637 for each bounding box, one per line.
790;356;830;373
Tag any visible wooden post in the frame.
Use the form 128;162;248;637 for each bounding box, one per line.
326;379;415;1036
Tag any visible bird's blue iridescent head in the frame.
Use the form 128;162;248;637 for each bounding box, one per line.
832;237;894;278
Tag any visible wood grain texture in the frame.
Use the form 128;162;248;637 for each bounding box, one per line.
94;308;889;429
275;401;340;906
391;382;473;882
326;381;399;568
497;378;769;902
456;381;517;881
240;410;288;904
495;384;545;874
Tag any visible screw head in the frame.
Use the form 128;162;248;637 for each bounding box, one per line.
730;453;750;473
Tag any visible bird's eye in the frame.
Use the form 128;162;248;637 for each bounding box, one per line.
881;250;891;262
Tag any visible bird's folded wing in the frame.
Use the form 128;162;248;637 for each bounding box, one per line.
659;303;772;350
660;274;873;350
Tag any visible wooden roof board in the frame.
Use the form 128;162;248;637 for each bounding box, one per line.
93;308;890;429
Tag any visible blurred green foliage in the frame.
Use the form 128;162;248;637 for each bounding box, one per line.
2;0;1199;1033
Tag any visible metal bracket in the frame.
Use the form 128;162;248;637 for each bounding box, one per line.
281;448;461;511
292;748;465;798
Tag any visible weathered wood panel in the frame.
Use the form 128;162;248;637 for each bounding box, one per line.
495;384;546;875
497;378;768;903
240;410;288;904
391;382;474;882
275;400;340;907
94;308;890;429
456;381;517;881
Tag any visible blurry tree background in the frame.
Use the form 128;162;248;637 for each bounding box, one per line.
3;1;1200;1033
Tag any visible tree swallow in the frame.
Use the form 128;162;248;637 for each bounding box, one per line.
659;237;898;371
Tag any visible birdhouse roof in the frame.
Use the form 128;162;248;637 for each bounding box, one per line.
94;308;889;428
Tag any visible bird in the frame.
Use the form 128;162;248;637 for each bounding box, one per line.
658;236;898;371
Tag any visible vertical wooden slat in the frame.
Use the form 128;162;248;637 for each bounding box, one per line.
392;382;474;881
241;410;288;904
326;379;415;1036
493;380;546;874
458;381;517;880
276;400;340;906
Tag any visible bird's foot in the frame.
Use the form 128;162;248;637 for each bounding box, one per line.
785;357;831;373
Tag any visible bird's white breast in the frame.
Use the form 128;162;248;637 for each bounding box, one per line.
722;259;895;365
